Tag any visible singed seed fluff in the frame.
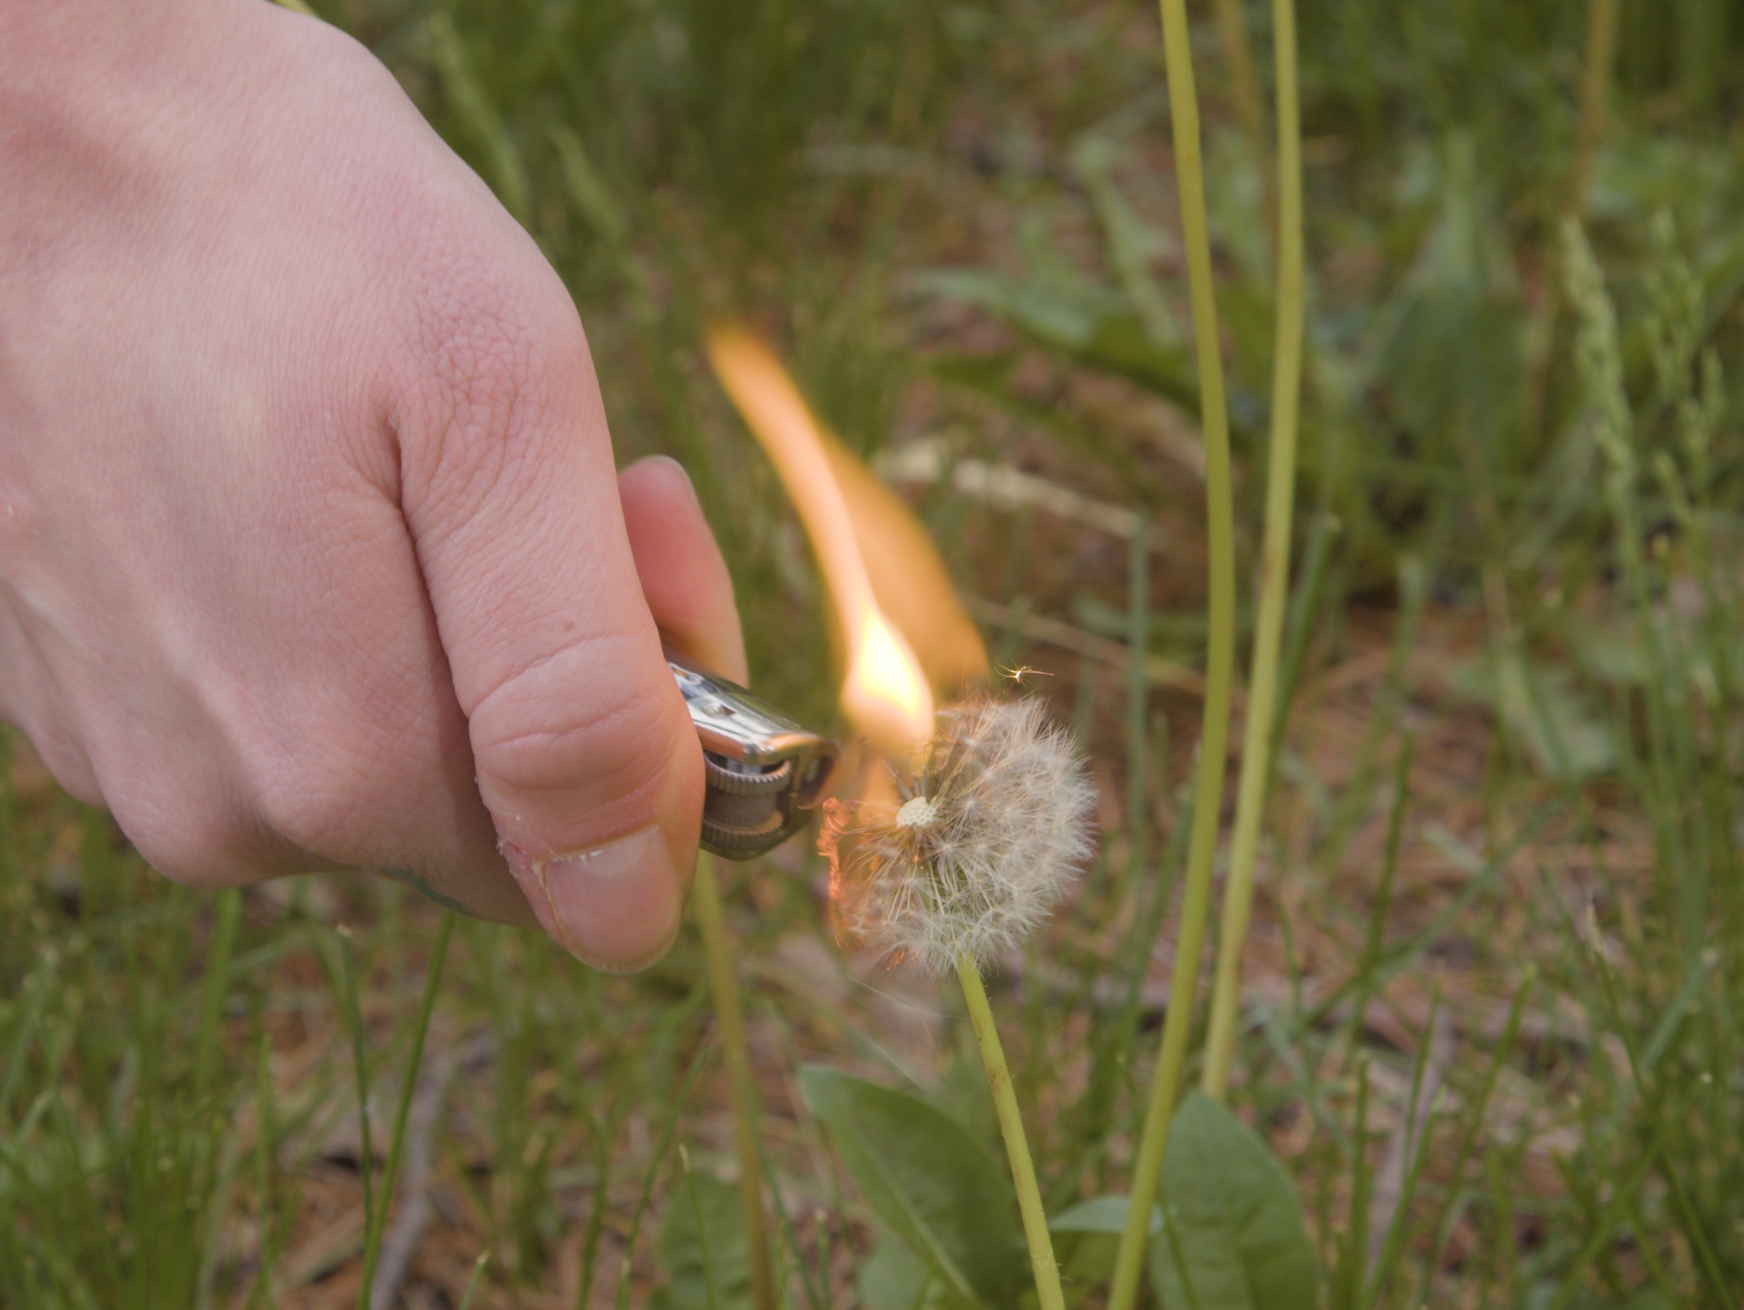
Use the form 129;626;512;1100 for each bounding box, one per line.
821;694;1098;974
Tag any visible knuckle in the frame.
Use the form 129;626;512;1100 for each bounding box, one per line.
394;246;584;524
107;690;369;887
477;679;671;796
413;306;536;508
21;722;102;808
232;688;417;865
105;788;242;890
469;641;686;837
248;751;359;860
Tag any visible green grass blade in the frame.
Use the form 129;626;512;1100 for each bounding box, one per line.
358;909;455;1309
576;1107;614;1310
457;1254;490;1310
616;1043;709;1310
321;928;376;1246
245;1030;281;1310
193;888;242;1104
1126;518;1150;885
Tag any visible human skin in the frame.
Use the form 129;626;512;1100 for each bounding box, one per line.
0;0;745;971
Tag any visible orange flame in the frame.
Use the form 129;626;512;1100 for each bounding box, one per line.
706;324;941;757
822;440;990;696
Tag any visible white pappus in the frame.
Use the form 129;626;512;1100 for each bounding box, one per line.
822;694;1098;974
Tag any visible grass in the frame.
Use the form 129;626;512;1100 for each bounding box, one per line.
7;0;1744;1304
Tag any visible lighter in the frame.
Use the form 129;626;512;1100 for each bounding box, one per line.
668;651;839;859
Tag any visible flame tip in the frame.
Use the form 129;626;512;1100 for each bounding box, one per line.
707;328;965;763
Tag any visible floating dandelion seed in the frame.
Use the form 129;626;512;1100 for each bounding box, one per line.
822;695;1097;974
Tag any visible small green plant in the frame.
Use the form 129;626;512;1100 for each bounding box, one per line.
825;694;1099;1309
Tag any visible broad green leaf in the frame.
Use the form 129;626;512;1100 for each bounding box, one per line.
1146;1092;1319;1310
858;1230;930;1310
1050;1196;1161;1302
652;1168;751;1310
1051;1195;1161;1236
799;1067;1025;1309
859;1228;976;1310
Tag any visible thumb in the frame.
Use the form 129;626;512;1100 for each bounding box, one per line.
397;277;701;973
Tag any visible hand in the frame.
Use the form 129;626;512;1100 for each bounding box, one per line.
0;0;744;970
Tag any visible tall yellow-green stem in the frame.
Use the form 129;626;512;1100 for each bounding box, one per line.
1107;0;1239;1302
956;954;1067;1310
1210;0;1273;252
691;853;776;1310
1202;0;1305;1103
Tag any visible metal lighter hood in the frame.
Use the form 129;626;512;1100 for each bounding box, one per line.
667;652;838;860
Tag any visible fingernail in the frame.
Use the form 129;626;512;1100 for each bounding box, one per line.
645;454;698;502
512;827;682;973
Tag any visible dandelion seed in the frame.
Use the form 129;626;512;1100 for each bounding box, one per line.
822;694;1097;974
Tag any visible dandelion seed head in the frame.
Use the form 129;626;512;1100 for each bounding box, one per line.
895;795;943;829
824;694;1098;974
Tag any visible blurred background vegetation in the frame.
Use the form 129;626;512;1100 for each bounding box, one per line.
5;0;1744;1305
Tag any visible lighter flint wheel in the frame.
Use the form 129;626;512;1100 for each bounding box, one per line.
703;753;793;796
702;753;793;851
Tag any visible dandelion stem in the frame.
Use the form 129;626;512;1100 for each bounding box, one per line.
1109;0;1239;1300
1202;0;1305;1103
955;953;1066;1310
690;851;776;1310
